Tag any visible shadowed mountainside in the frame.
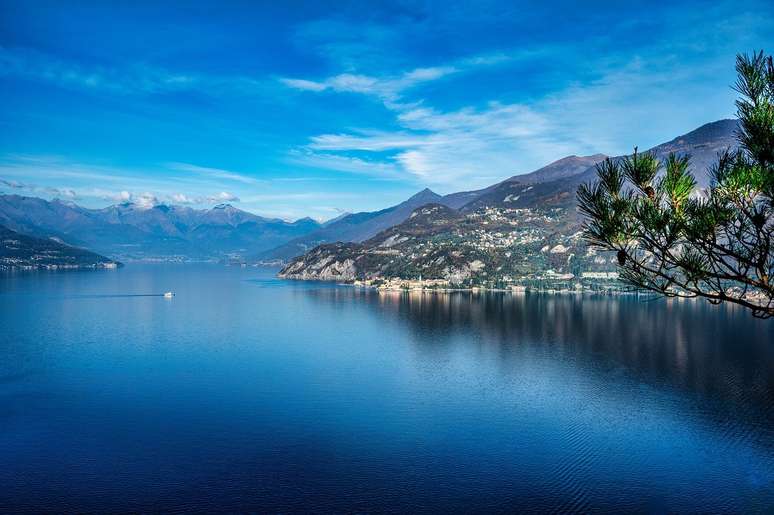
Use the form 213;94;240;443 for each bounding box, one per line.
258;188;446;261
0;224;120;270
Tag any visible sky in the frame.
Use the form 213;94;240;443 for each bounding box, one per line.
1;1;773;220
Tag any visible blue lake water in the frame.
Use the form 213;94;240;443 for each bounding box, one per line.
1;264;772;513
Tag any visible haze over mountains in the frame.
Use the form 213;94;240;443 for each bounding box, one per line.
0;119;739;265
259;188;445;261
0;197;320;261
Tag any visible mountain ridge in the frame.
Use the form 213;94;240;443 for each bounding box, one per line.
279;119;741;285
256;187;446;261
0;195;322;261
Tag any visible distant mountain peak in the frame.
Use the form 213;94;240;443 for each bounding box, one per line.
553;153;607;163
322;212;351;227
408;188;440;201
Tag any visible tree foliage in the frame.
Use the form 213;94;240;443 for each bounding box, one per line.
578;51;774;318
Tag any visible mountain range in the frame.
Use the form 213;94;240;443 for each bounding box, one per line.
0;119;739;269
0;197;321;261
268;119;738;263
257;188;446;261
259;155;627;261
279;119;740;285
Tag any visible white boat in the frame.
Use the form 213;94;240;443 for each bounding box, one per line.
163;291;175;298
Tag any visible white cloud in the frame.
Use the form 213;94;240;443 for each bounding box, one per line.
288;51;741;191
240;192;361;203
166;162;265;185
299;100;578;188
278;48;524;107
279;8;773;191
49;187;77;198
309;131;432;151
133;192;159;209
279;78;328;91
84;188;132;202
0;47;199;95
0;156;249;208
208;191;239;203
0;47;279;98
287;149;401;176
117;190;132;202
171;193;195;204
88;188;239;207
280;65;458;102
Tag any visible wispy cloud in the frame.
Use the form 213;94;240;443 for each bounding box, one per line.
278;49;518;105
287;149;401;176
0;178;26;189
208;191;240;202
168;191;240;205
279;78;329;92
369;100;581;184
276;3;774;191
239;191;362;203
0;46;197;95
0;155;245;208
165;162;266;185
280;65;457;103
308;131;432;152
89;189;133;202
283;50;750;190
0;46;277;98
0;153;369;220
3;0;772;219
129;192;159;209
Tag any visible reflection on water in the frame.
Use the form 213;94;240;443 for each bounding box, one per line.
302;287;774;446
1;266;772;513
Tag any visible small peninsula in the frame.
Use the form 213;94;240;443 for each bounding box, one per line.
0;225;120;271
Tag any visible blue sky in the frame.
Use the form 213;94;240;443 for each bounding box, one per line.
1;0;772;220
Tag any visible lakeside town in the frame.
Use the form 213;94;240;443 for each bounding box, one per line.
352;272;629;295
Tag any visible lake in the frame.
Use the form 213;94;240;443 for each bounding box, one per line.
1;265;772;513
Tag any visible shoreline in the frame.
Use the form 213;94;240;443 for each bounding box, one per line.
279;273;640;296
349;284;653;297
